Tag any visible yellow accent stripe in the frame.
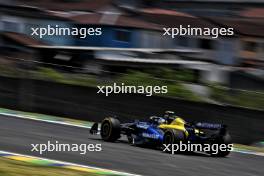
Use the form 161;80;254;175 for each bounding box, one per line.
6;156;34;162
63;166;99;173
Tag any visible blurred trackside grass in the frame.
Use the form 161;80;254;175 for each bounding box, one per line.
117;70;201;101
0;158;99;176
32;67;99;87
0;64;20;77
0;65;263;110
0;65;99;87
0;65;202;101
210;85;264;110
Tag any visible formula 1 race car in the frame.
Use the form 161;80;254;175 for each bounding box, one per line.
90;111;232;157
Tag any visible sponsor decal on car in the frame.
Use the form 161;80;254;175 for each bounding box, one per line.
142;133;160;139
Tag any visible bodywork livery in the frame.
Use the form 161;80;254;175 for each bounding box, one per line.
90;111;232;157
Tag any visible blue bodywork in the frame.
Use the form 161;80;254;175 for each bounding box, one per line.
121;120;164;146
90;116;228;148
121;120;225;146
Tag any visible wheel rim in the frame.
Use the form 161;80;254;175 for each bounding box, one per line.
102;122;110;137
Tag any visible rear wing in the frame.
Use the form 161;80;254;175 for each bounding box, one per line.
195;122;227;135
195;122;224;130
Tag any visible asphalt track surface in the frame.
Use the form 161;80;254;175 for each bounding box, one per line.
0;115;264;176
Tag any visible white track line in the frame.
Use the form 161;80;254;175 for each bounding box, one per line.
232;149;264;157
0;112;91;129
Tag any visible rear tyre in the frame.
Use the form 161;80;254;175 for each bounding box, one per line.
100;117;121;142
209;132;232;157
162;129;185;153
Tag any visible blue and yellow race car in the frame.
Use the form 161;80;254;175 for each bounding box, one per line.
90;111;232;157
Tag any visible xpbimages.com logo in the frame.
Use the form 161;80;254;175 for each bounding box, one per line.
30;25;102;38
31;141;102;155
163;25;234;39
97;83;168;96
163;141;233;155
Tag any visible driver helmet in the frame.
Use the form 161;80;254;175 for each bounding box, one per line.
164;111;176;124
149;116;166;125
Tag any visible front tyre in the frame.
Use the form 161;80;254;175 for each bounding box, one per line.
101;117;121;142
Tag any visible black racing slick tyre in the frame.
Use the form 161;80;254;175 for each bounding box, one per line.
162;129;185;153
209;132;232;157
100;117;121;142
